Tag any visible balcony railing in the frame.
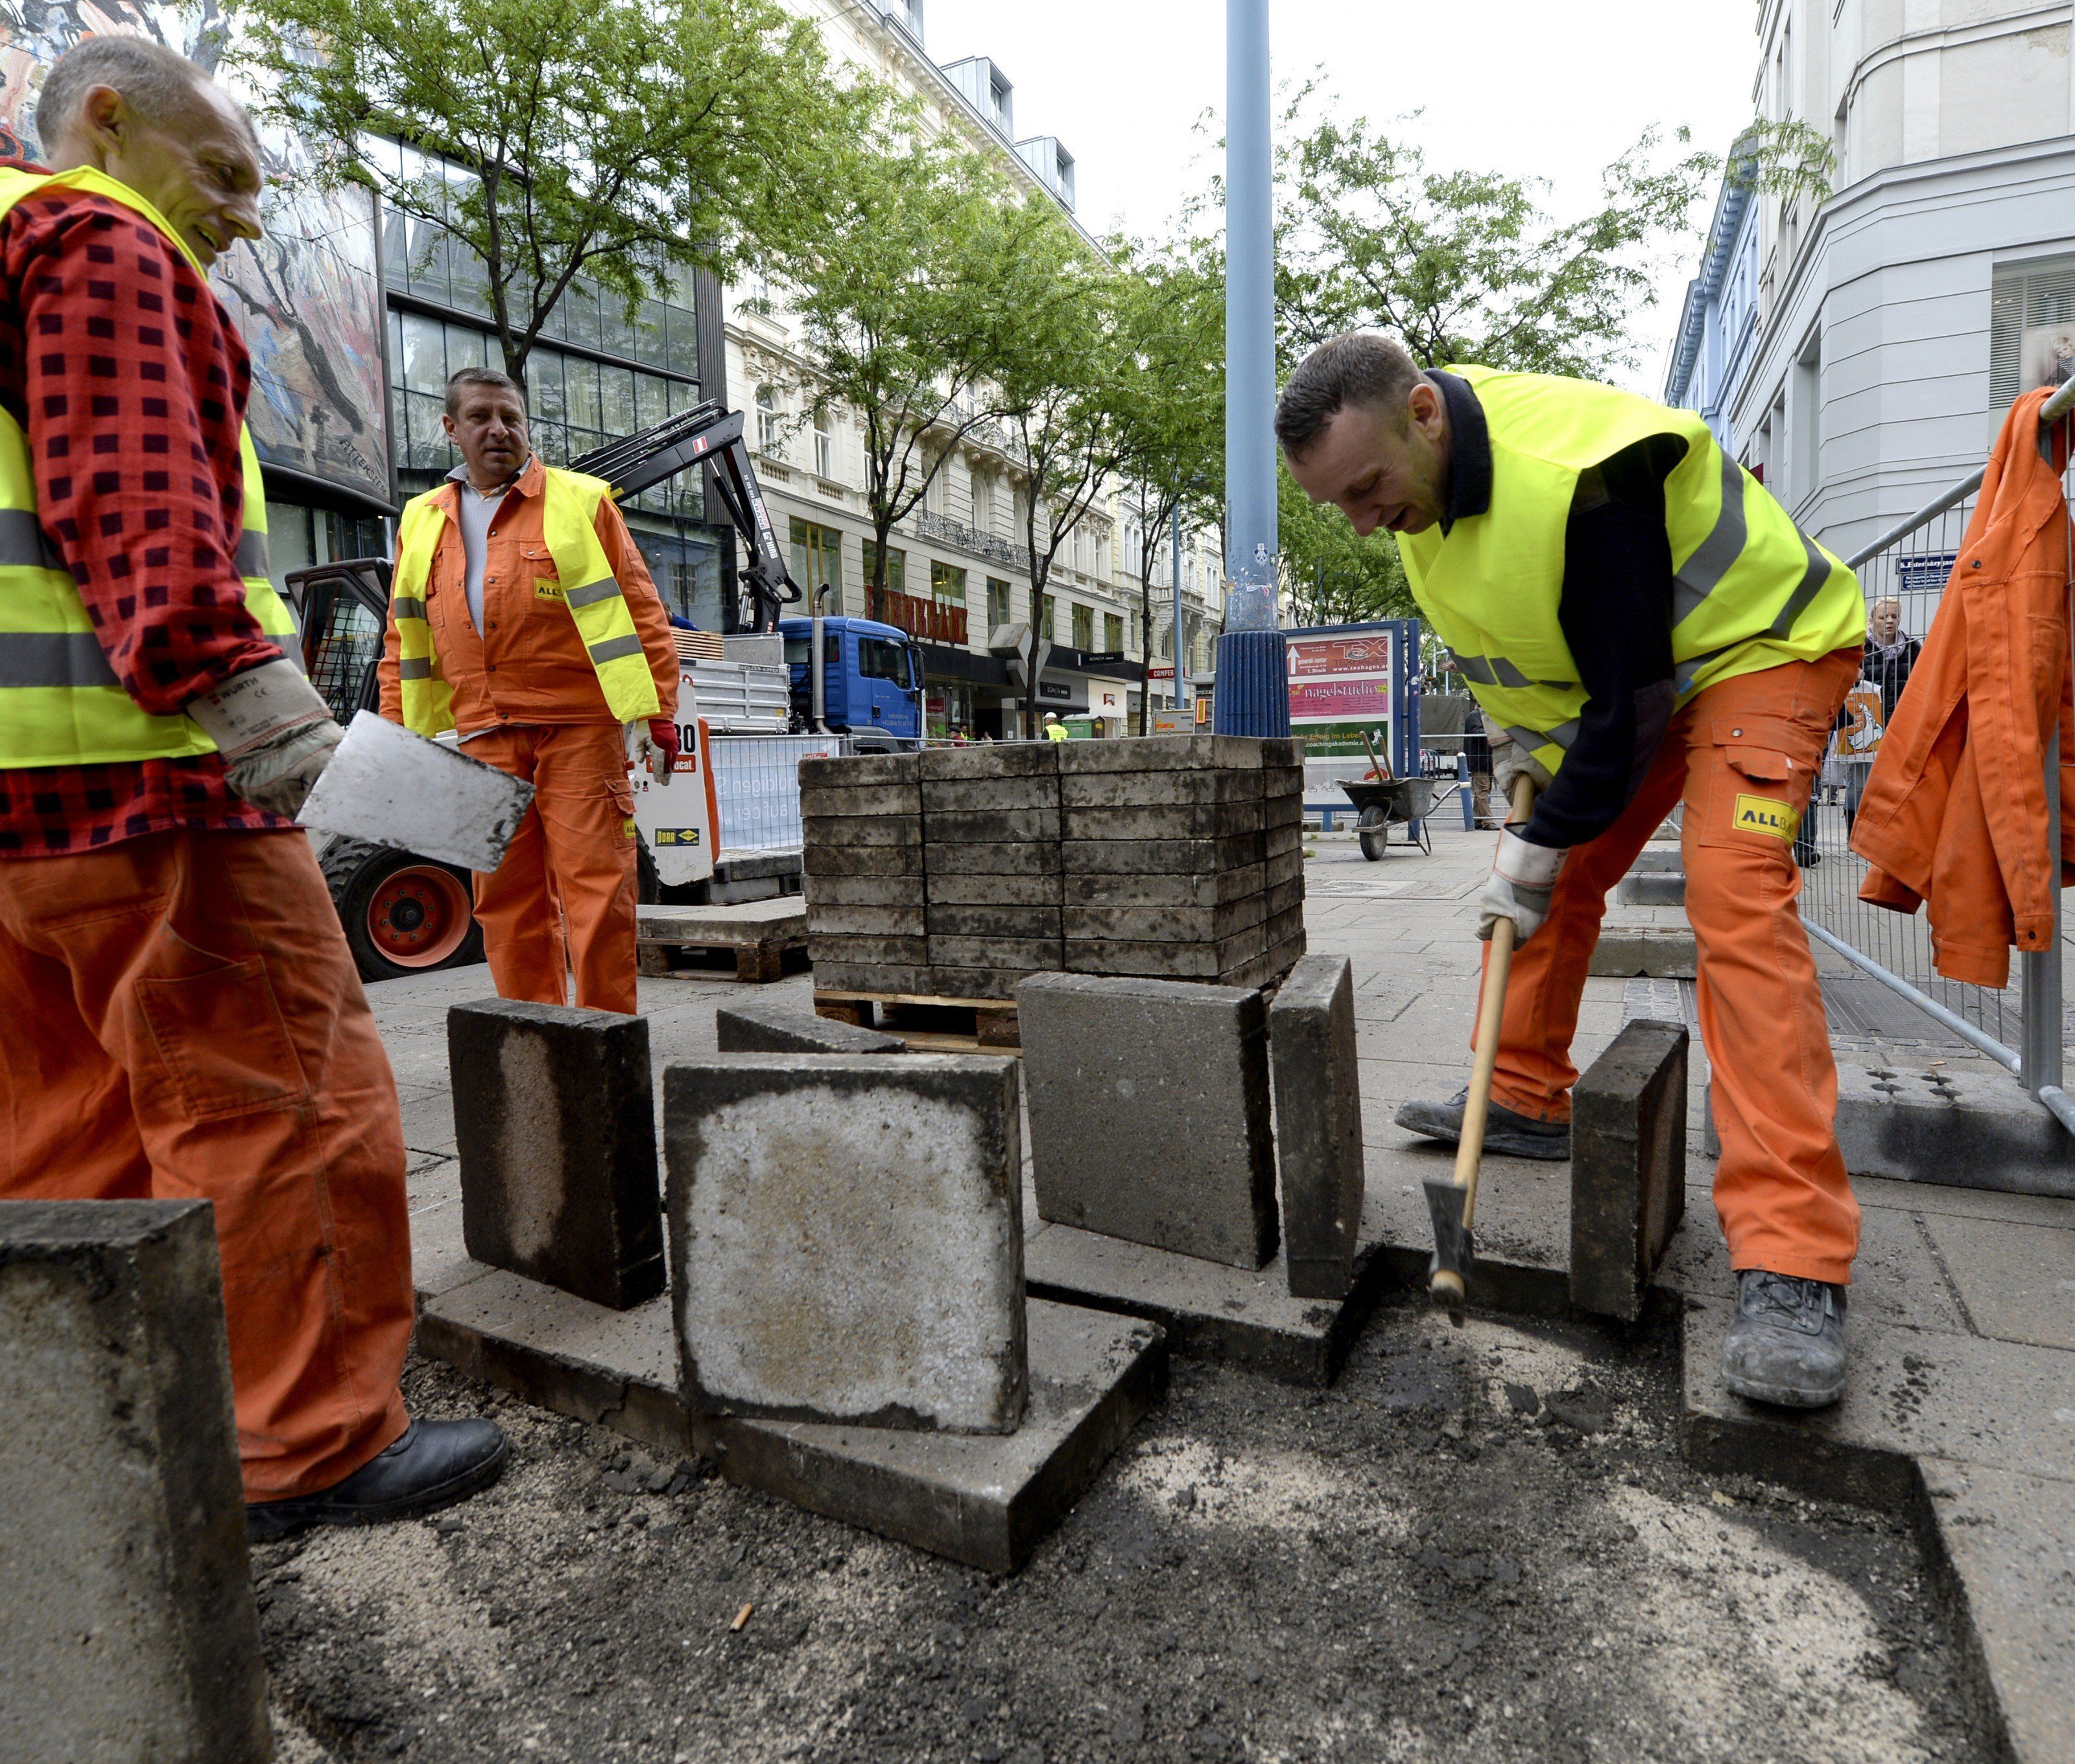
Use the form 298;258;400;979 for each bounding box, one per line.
913;508;1025;570
867;585;968;646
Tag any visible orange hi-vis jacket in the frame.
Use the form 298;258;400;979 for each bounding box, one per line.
1853;386;2075;987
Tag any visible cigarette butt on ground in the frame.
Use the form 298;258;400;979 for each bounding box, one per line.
730;1603;753;1632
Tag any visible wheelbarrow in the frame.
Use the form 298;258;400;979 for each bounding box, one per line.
1342;776;1437;859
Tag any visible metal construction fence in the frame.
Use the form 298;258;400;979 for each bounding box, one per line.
1797;377;2075;1133
707;733;849;854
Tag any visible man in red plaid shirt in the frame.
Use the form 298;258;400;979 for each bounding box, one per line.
0;38;505;1536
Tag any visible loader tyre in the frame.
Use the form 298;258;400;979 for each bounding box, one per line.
321;839;484;983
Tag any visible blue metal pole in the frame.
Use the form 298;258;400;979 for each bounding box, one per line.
1213;0;1289;738
1171;501;1187;712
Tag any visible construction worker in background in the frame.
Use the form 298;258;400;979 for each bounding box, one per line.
1043;711;1069;742
378;368;680;1014
0;38;506;1533
1279;333;1866;1409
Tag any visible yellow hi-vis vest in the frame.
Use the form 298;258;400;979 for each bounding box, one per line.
0;165;300;768
389;466;661;736
1397;366;1865;779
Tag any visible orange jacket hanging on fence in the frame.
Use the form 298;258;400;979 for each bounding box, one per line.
1852;386;2075;987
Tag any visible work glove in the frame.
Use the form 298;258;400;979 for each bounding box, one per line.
1488;727;1554;802
184;657;342;817
625;718;679;781
1478;828;1567;945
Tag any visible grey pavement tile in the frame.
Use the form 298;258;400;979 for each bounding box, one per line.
1917;1212;2075;1352
1854;1173;2075;1232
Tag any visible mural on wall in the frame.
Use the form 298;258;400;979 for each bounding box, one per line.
0;0;391;506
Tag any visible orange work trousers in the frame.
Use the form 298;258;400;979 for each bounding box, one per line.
466;722;639;1014
1481;648;1864;1286
0;829;413;1499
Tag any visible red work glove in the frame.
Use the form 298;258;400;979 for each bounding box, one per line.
648;717;680;781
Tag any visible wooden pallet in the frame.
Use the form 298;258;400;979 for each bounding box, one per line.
637;900;807;984
814;990;1021;1052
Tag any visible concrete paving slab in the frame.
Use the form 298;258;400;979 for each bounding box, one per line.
1915;1212;2075;1351
665;1054;1026;1434
0;1200;269;1764
1829;1057;2075;1199
1921;1461;2075;1764
1268;954;1365;1300
1587;915;1699;978
1681;1295;2075;1505
715;999;905;1055
700;1300;1167;1575
1570;1020;1688;1323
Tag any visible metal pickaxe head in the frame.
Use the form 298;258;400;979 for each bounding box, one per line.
1424;1175;1475;1326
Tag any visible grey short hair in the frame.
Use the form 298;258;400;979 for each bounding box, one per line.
445;366;525;417
36;37;230;147
1275;332;1427;458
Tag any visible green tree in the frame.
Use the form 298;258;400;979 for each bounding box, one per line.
785;130;1072;602
1271;90;1715;379
1277;460;1413;628
1106;242;1224;731
232;0;858;383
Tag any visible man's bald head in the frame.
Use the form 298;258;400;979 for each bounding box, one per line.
36;36;243;150
33;37;263;269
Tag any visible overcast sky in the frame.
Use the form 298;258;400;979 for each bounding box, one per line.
919;0;1760;394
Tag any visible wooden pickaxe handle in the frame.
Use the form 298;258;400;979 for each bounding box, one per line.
1430;772;1539;1310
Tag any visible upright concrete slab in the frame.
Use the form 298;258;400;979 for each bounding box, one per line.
0;1200;270;1764
1268;954;1365;1300
1017;972;1278;1269
449;1000;665;1311
715;998;905;1055
1587;909;1698;978
665;1054;1027;1433
1569;1018;1688;1323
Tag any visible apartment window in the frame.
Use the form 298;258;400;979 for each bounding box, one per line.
986;577;1012;633
1071;602;1095;649
1038;593;1057;642
862;540;905;596
972;473;993;532
756;386;781;454
1989;256;2075;408
789;518;842;614
812;407;834;479
1103;612;1123;653
929;560;967;604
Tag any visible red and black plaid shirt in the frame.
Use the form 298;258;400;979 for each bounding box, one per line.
0;175;285;856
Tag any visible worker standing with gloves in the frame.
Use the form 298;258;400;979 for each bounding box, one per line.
0;38;506;1534
378;368;679;1014
1279;333;1866;1409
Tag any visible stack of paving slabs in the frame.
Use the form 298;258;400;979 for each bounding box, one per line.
801;736;1306;1002
799;752;929;994
1061;735;1305;989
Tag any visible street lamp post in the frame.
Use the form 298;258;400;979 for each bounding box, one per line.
1213;0;1290;738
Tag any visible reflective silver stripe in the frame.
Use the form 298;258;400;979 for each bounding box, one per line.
1767;528;1833;641
1501;718;1578;754
1672;449;1747;626
399;656;434;680
563;575;621;609
0;508;64;571
1447;648;1575;691
0;631;117;688
587;633;644;664
391;596;429;622
234;530;270;577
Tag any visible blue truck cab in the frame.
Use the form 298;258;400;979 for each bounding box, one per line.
778;616;925;749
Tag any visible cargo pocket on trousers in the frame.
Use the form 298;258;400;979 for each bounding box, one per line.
611;781;638;849
1695;714;1813;853
136;954;311;1122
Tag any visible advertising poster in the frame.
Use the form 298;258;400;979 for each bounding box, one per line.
1286;629;1395;726
0;1;391;506
1832;685;1886;762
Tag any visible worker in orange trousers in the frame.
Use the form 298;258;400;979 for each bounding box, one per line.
377;369;680;1014
0;39;505;1534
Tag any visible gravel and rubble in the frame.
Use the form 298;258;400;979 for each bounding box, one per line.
257;1295;1986;1764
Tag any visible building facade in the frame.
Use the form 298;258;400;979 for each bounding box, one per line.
1663;174;1759;458
730;0;1224;739
1707;0;2075;560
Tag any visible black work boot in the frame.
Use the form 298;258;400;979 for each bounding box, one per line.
1721;1270;1849;1409
245;1418;509;1542
1393;1087;1571;1160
